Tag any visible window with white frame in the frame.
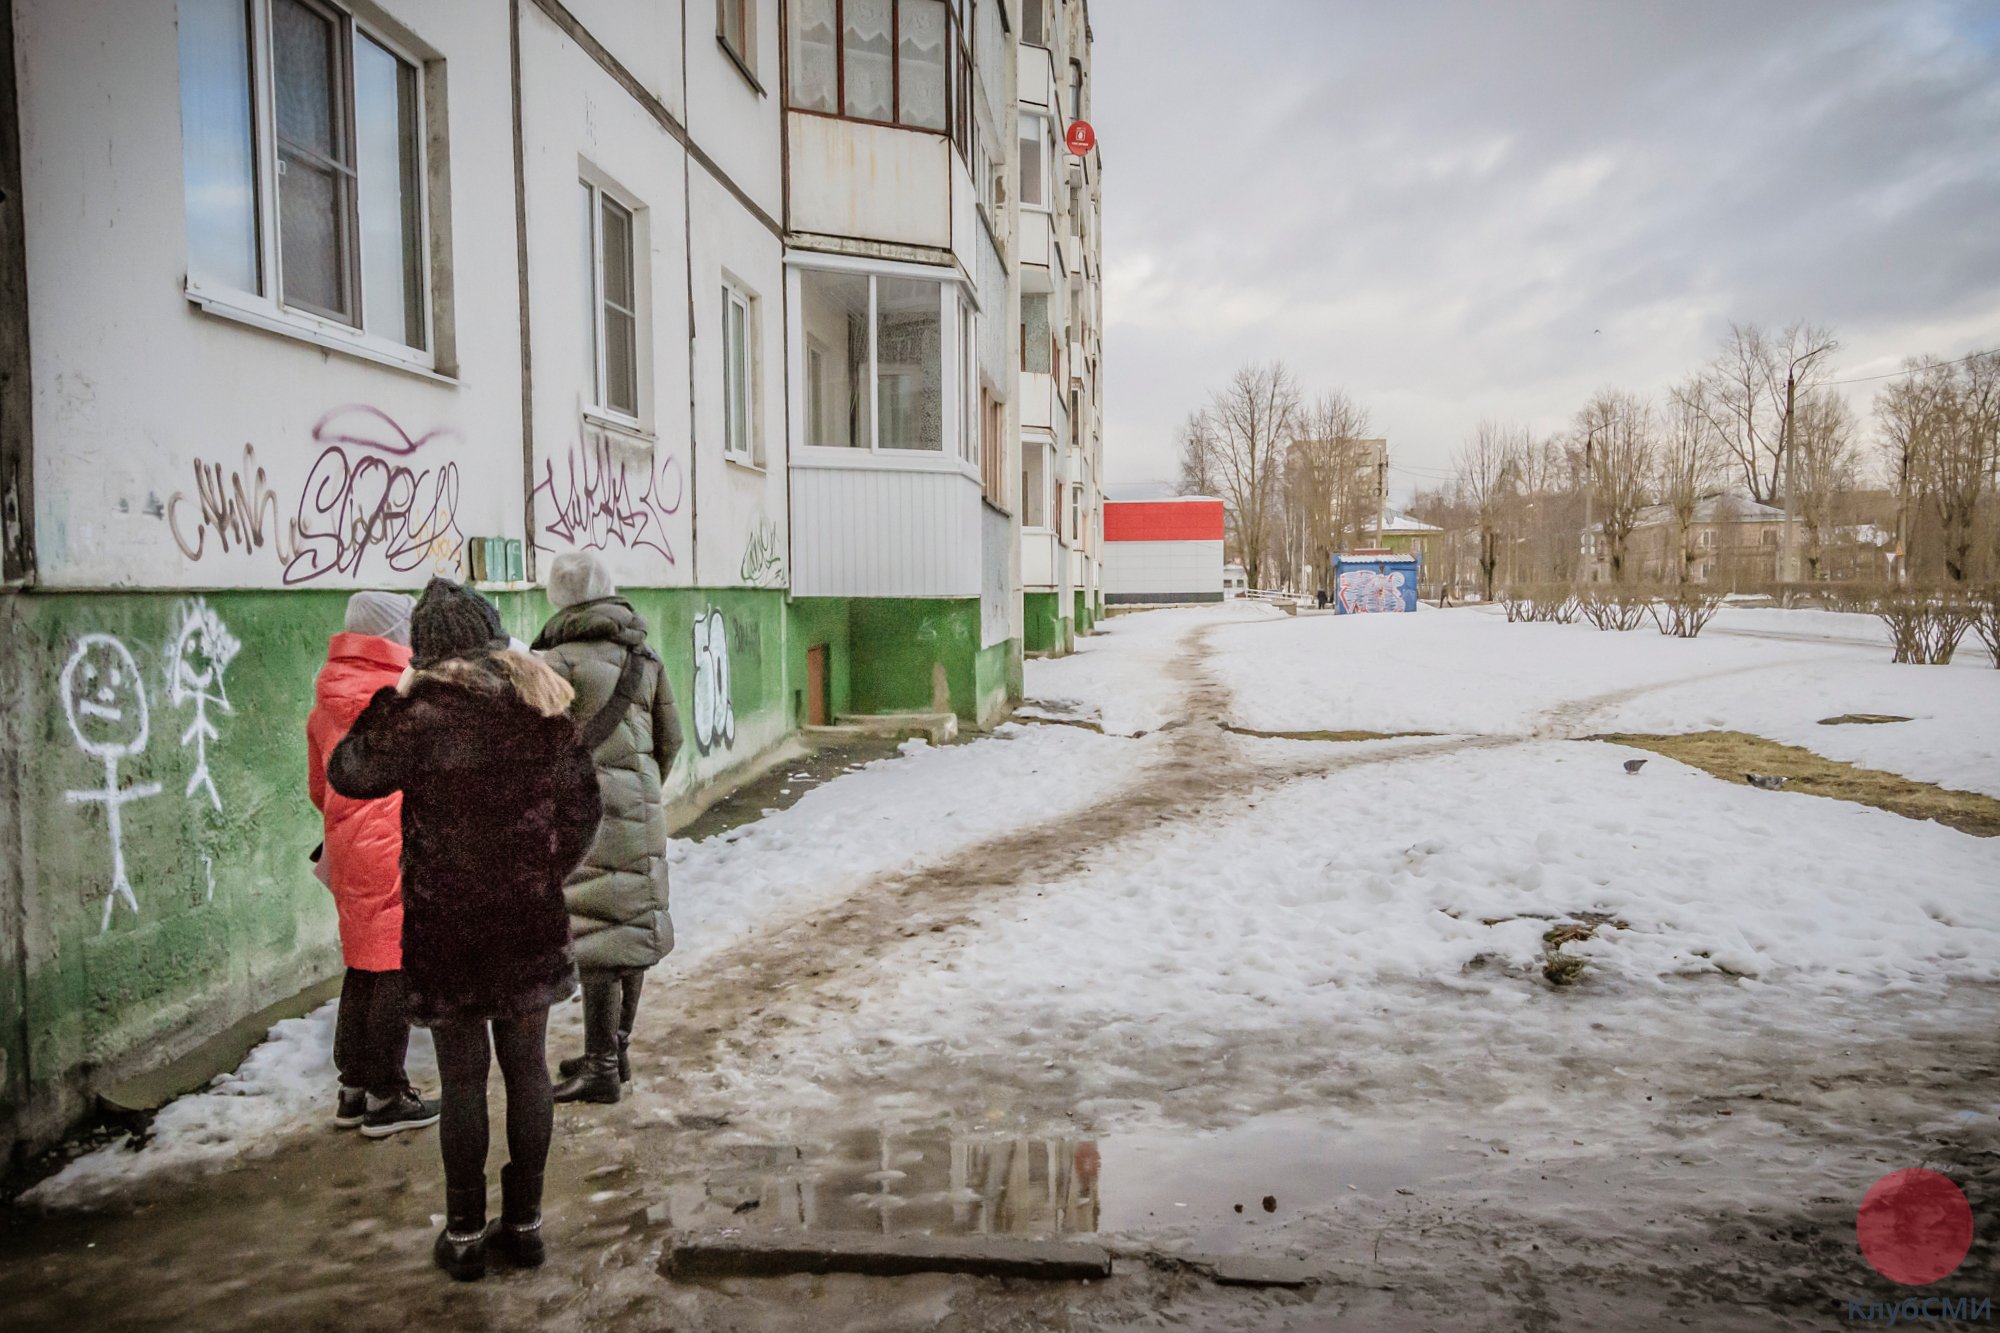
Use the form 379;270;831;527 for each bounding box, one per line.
1069;483;1081;544
801;267;971;455
1019;112;1048;209
1021;0;1045;46
723;281;758;462
582;180;641;420
178;0;430;353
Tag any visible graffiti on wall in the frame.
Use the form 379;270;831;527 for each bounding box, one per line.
532;430;683;561
59;600;241;931
284;407;463;585
61;636;164;932
166;407;464;585
739;515;785;587
167;444;295;564
690;607;735;753
164;597;242;809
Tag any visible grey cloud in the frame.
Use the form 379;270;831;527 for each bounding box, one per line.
1096;0;2000;488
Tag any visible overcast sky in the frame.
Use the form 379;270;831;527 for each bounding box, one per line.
1091;0;2000;500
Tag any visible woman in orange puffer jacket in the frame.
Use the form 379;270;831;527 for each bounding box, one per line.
307;591;438;1138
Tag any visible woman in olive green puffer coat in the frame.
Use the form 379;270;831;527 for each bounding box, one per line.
533;553;683;1105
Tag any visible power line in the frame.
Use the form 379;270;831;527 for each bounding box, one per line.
1821;345;1997;386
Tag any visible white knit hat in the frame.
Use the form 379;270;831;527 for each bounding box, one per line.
344;591;415;645
546;551;616;610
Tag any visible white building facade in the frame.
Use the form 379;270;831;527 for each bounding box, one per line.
0;0;1104;1159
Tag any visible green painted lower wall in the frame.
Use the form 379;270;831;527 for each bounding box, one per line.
0;583;796;1164
1025;592;1072;655
1074;590;1098;636
0;582;1023;1161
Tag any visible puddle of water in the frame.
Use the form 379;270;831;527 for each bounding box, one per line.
647;1115;1459;1253
648;1128;1100;1238
1098;1114;1454;1250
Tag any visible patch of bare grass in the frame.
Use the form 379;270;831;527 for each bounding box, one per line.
1597;730;2000;838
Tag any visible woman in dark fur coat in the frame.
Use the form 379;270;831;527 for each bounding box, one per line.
329;579;602;1281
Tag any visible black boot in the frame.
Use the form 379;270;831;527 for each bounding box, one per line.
433;1185;488;1282
489;1164;546;1268
552;1051;621;1104
557;1033;629;1083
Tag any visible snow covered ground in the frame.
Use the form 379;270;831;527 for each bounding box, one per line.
26;721;1141;1206
1024;600;1281;734
1207;603;2000;795
18;599;2000;1327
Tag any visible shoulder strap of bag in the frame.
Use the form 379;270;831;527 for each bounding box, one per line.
578;649;651;753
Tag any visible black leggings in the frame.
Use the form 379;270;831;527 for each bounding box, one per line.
332;968;410;1098
430;1010;553;1195
580;968;646;1054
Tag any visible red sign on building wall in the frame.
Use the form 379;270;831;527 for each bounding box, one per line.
1065;121;1096;155
1103;499;1224;543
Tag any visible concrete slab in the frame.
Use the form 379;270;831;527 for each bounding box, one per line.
664;1230;1114;1281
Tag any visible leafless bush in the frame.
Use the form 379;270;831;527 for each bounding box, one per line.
1973;589;2000;669
1501;586;1590;624
1535;587;1581;624
1650;587;1724;638
1872;590;1973;665
1580;588;1653;631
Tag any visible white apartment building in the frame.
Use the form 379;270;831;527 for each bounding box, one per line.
1014;0;1102;653
0;0;1103;1159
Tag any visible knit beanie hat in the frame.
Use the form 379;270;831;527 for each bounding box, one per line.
343;591;415;646
409;578;507;668
546;551;616;611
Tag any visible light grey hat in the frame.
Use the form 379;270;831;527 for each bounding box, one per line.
546;551;616;610
344;591;416;646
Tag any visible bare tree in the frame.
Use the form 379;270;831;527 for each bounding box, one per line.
1454;420;1525;600
1658;377;1724;585
1874;369;1937;585
1576;390;1655;583
1697;321;1839;510
1286;392;1375;592
1175;410;1220;498
1206;362;1302;589
1885;351;2000;583
1791;389;1859;580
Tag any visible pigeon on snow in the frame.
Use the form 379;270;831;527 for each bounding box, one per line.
1745;774;1788;791
1623;758;1647;774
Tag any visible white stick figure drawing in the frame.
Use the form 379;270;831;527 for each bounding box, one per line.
61;635;164;932
165;598;241;810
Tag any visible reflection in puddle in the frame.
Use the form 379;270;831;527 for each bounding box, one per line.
657;1129;1100;1237
654;1115;1456;1249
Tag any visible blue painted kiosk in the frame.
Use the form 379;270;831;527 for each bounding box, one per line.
1331;552;1420;613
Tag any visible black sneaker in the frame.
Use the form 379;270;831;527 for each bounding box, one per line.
334;1086;367;1128
359;1087;441;1138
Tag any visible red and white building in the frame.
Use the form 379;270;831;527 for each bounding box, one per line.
1103;495;1225;604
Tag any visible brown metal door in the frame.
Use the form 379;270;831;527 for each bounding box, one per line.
806;644;828;726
